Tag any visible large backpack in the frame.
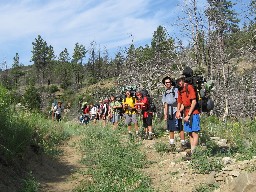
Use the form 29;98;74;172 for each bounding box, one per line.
141;89;157;113
181;66;214;113
182;80;214;113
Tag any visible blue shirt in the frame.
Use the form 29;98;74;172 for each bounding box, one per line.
162;87;178;114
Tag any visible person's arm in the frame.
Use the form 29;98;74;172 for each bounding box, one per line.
176;90;182;119
164;103;168;120
184;99;196;122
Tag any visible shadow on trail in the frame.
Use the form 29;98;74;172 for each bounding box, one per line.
0;144;83;192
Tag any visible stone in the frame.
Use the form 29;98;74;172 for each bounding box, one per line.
222;157;233;165
230;171;256;192
229;170;240;177
205;171;216;185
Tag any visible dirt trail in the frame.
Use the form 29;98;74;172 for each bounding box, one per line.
141;136;208;192
28;135;88;192
33;134;205;192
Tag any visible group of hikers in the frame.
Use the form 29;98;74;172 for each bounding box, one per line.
79;91;154;140
51;66;207;160
77;75;202;159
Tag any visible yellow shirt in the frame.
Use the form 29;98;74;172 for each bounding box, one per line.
123;97;137;114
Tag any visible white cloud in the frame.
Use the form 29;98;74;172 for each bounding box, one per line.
0;0;181;66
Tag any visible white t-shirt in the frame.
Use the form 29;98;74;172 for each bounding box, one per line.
90;106;98;115
54;105;62;115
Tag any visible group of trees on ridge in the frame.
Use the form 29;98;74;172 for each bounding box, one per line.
0;0;255;119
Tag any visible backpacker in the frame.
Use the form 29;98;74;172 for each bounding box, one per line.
141;89;157;113
182;66;214;112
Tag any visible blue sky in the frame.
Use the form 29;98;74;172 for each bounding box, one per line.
0;0;252;69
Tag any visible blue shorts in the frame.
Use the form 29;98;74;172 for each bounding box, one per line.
167;119;183;132
184;114;200;132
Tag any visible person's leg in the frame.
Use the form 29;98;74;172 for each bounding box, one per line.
169;131;175;144
132;114;138;135
190;114;200;153
168;115;176;144
125;114;132;133
113;114;120;130
191;132;199;153
147;113;153;139
142;117;147;138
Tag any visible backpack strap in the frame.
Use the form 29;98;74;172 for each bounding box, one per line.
165;88;175;97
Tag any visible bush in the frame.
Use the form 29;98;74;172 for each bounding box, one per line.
22;86;41;111
190;146;223;174
48;85;60;93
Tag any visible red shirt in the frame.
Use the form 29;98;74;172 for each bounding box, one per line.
136;96;151;118
178;83;199;115
83;106;90;114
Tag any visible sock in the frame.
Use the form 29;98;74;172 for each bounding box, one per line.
181;140;185;145
128;131;131;134
149;132;152;135
136;131;139;135
169;139;175;144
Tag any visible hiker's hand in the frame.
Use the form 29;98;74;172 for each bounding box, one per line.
184;115;190;122
176;111;181;119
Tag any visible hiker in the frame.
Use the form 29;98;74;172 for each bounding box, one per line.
176;77;200;158
90;103;98;124
80;102;90;124
135;91;154;140
53;101;64;122
97;100;104;120
162;76;186;151
123;90;139;138
82;102;90;115
51;100;57;120
101;98;109;127
109;95;122;130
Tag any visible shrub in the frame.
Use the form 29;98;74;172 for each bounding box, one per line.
154;141;170;154
190;146;223;174
48;85;60;93
22;86;41;111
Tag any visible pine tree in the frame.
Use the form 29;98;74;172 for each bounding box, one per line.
31;35;55;85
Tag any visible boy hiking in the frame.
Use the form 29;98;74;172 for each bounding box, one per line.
53;101;64;122
123;90;139;138
135;91;154;140
109;95;122;130
162;76;186;151
176;77;200;159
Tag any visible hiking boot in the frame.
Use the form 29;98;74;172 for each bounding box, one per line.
169;144;176;152
176;144;186;152
143;133;149;140
147;134;153;140
182;151;192;161
180;144;187;151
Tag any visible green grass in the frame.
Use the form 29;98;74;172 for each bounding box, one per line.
20;172;40;192
193;183;219;192
188;115;256;174
75;123;153;192
201;115;256;160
